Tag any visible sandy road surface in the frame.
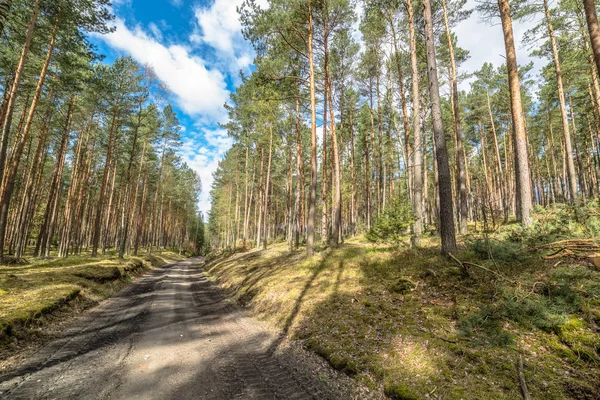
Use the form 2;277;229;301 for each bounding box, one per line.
0;258;352;400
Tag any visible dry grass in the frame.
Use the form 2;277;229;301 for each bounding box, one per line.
205;235;600;400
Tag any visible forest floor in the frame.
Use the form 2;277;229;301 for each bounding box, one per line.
0;249;185;367
204;207;600;400
0;257;369;399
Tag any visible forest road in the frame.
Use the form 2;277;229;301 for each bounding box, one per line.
0;257;337;400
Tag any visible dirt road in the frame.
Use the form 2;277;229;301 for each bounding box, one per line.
0;258;355;399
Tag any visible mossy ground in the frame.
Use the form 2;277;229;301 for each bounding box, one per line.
0;249;185;347
205;229;600;399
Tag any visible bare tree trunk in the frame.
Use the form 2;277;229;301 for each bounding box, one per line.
0;0;39;203
327;66;342;245
544;0;578;203
584;0;600;80
262;125;273;250
498;0;533;227
442;0;468;235
255;146;264;250
295;89;304;247
407;0;423;247
243;146;250;248
388;11;412;202
423;0;457;254
307;0;317;257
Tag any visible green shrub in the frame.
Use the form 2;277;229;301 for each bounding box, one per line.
467;238;526;262
367;198;413;243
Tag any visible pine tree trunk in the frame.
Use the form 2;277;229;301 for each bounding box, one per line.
262;125;273;250
243;146;249;248
307;0;317;257
255;146;264;250
544;0;578;203
584;0;600;80
388;12;412;202
321;20;329;243
442;0;468;234
327;66;342;245
423;0;457;254
498;0;533;227
0;0;39;221
295;90;304;247
407;0;423;247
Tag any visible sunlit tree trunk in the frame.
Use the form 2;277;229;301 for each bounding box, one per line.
498;0;533;227
407;0;423;247
307;0;317;257
584;0;600;79
544;0;578;203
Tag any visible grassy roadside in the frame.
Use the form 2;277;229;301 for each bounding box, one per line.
0;251;185;348
204;232;600;399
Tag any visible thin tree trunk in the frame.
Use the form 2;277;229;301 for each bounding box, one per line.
544;0;579;203
307;0;317;257
442;0;468;234
407;0;423;247
263;125;273;250
0;0;40;208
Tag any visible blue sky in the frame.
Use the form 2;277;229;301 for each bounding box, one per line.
91;0;542;217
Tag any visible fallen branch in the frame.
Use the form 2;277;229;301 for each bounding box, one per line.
517;354;531;400
448;253;516;284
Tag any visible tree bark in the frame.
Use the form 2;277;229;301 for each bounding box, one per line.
407;0;423;247
0;6;57;258
423;0;457;254
498;0;533;227
307;0;317;257
584;0;600;80
544;0;578;203
442;0;468;234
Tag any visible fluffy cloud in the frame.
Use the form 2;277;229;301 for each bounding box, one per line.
191;0;268;73
98;18;230;122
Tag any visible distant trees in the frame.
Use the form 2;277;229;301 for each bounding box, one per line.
0;0;201;261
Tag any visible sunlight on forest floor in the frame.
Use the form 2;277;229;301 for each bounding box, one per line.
205;209;600;399
0;250;185;346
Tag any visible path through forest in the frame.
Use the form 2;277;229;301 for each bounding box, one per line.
0;258;354;399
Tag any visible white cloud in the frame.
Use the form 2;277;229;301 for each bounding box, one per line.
191;0;268;74
194;0;242;57
98;18;229;122
148;22;162;41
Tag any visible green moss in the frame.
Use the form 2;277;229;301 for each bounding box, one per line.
73;265;122;282
383;381;418;400
0;251;180;346
389;277;417;294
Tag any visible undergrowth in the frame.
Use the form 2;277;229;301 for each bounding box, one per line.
205;206;600;399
